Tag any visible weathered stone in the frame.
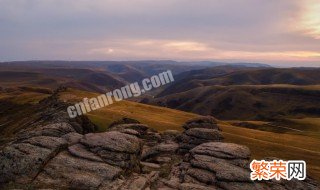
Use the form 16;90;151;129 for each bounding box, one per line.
155;156;172;164
142;142;179;161
180;183;217;190
141;162;161;173
186;167;216;184
79;131;142;169
80;131;141;154
0;142;62;184
141;162;161;169
62;132;83;145
185;128;223;141
33;151;122;189
120;129;141;137
217;182;264;190
68;143;103;162
190;142;251;159
162;130;181;142
17;122;76;140
109;124;149;137
190;155;251;182
178;128;223;152
160;178;181;189
189;154;249;169
121;175;148;190
21;136;67;150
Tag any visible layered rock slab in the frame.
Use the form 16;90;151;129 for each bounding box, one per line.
33;151;122;189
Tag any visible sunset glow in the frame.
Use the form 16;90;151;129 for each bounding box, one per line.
300;0;320;39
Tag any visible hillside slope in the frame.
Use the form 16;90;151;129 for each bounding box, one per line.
150;85;320;120
158;67;320;97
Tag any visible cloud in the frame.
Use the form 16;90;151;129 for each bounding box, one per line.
0;0;319;66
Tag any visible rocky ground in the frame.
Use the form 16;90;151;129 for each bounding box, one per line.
0;92;319;190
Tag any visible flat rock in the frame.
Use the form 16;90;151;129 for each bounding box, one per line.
189;154;249;169
162;130;181;142
109;124;149;136
62;132;83;145
184;128;223;141
80;131;141;154
142;142;179;160
190;155;251;182
120;129;141;136
17;122;76;140
21;136;67;150
68;143;103;162
217;182;265;190
179;183;217;190
186;167;216;184
141;161;161;169
33;151;122;189
190;142;250;159
0;143;59;184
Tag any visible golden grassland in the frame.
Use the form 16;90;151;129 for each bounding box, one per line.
59;89;199;132
219;123;320;180
0;91;49;104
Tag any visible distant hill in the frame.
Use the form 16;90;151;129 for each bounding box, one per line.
0;60;271;92
149;85;320;120
158;67;320;97
0;69;125;93
148;67;320;120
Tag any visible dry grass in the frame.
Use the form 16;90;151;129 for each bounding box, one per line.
219;123;320;181
59;89;199;132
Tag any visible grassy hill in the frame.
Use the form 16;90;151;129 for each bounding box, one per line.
149;84;320;120
158;67;320;96
59;89;199;132
0;87;319;180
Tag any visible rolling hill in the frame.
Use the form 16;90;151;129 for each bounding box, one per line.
158;67;320;97
149;84;320;120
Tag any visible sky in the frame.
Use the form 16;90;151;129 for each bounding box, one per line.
0;0;320;67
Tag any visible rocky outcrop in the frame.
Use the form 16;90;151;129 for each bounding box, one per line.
177;116;223;153
0;96;318;190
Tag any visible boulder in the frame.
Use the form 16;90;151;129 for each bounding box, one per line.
16;122;76;140
190;142;251;160
68;144;104;162
80;131;141;154
109;124;149;136
178;129;223;152
80;131;142;169
179;183;217;190
142;142;179;161
33;151;122;189
0;141;65;184
62;132;83;145
162;130;181;142
189;155;251;182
